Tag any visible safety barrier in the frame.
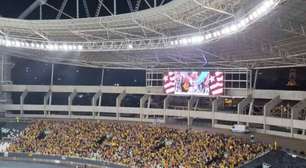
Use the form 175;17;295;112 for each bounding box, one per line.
0;152;127;168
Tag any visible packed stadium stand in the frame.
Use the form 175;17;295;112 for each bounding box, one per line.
1;0;306;167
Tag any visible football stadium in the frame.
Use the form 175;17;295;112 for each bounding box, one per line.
0;0;306;167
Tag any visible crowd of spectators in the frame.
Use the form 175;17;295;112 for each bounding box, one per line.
271;104;292;118
7;120;269;168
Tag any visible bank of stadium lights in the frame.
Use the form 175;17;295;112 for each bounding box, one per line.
0;0;276;51
0;38;83;51
191;36;204;44
169;0;277;47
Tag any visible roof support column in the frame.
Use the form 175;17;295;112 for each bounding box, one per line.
116;91;126;120
114;0;116;15
20;89;28;116
140;95;150;122
187;96;198;129
263;96;281;133
291;99;306;137
212;98;219;128
92;91;102;118
163;95;171;122
146;96;151;119
248;99;255;126
76;0;79;18
43;89;52;116
237;95;252;124
68;89;77;117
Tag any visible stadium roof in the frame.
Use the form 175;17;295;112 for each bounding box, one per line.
0;0;306;70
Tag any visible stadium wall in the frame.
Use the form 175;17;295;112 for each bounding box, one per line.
0;84;306;140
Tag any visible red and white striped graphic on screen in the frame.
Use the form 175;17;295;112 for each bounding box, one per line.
208;71;224;95
163;72;175;94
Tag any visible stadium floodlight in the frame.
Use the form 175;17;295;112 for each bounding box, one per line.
53;44;59;50
256;6;267;16
205;33;212;40
68;45;73;50
238;18;249;28
77;45;83;50
263;0;274;9
0;0;278;51
7;41;11;46
252;10;260;19
213;32;218;37
11;41;16;47
221;27;231;35
5;40;12;47
25;42;30;48
15;41;21;47
229;24;239;32
47;44;53;50
58;45;63;50
63;44;68;51
72;45;77;50
248;13;255;21
213;31;221;37
187;38;192;44
180;38;188;45
256;0;274;16
191;36;204;44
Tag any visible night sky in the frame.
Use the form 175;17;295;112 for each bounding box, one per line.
0;0;173;20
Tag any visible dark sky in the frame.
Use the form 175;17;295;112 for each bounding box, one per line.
0;0;172;20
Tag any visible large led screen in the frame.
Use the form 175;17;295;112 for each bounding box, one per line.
163;71;224;96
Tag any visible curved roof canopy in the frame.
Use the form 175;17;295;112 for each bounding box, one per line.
1;0;305;70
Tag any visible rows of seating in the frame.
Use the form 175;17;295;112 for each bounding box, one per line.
7;120;270;168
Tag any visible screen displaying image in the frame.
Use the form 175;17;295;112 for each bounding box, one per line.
163;71;224;96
